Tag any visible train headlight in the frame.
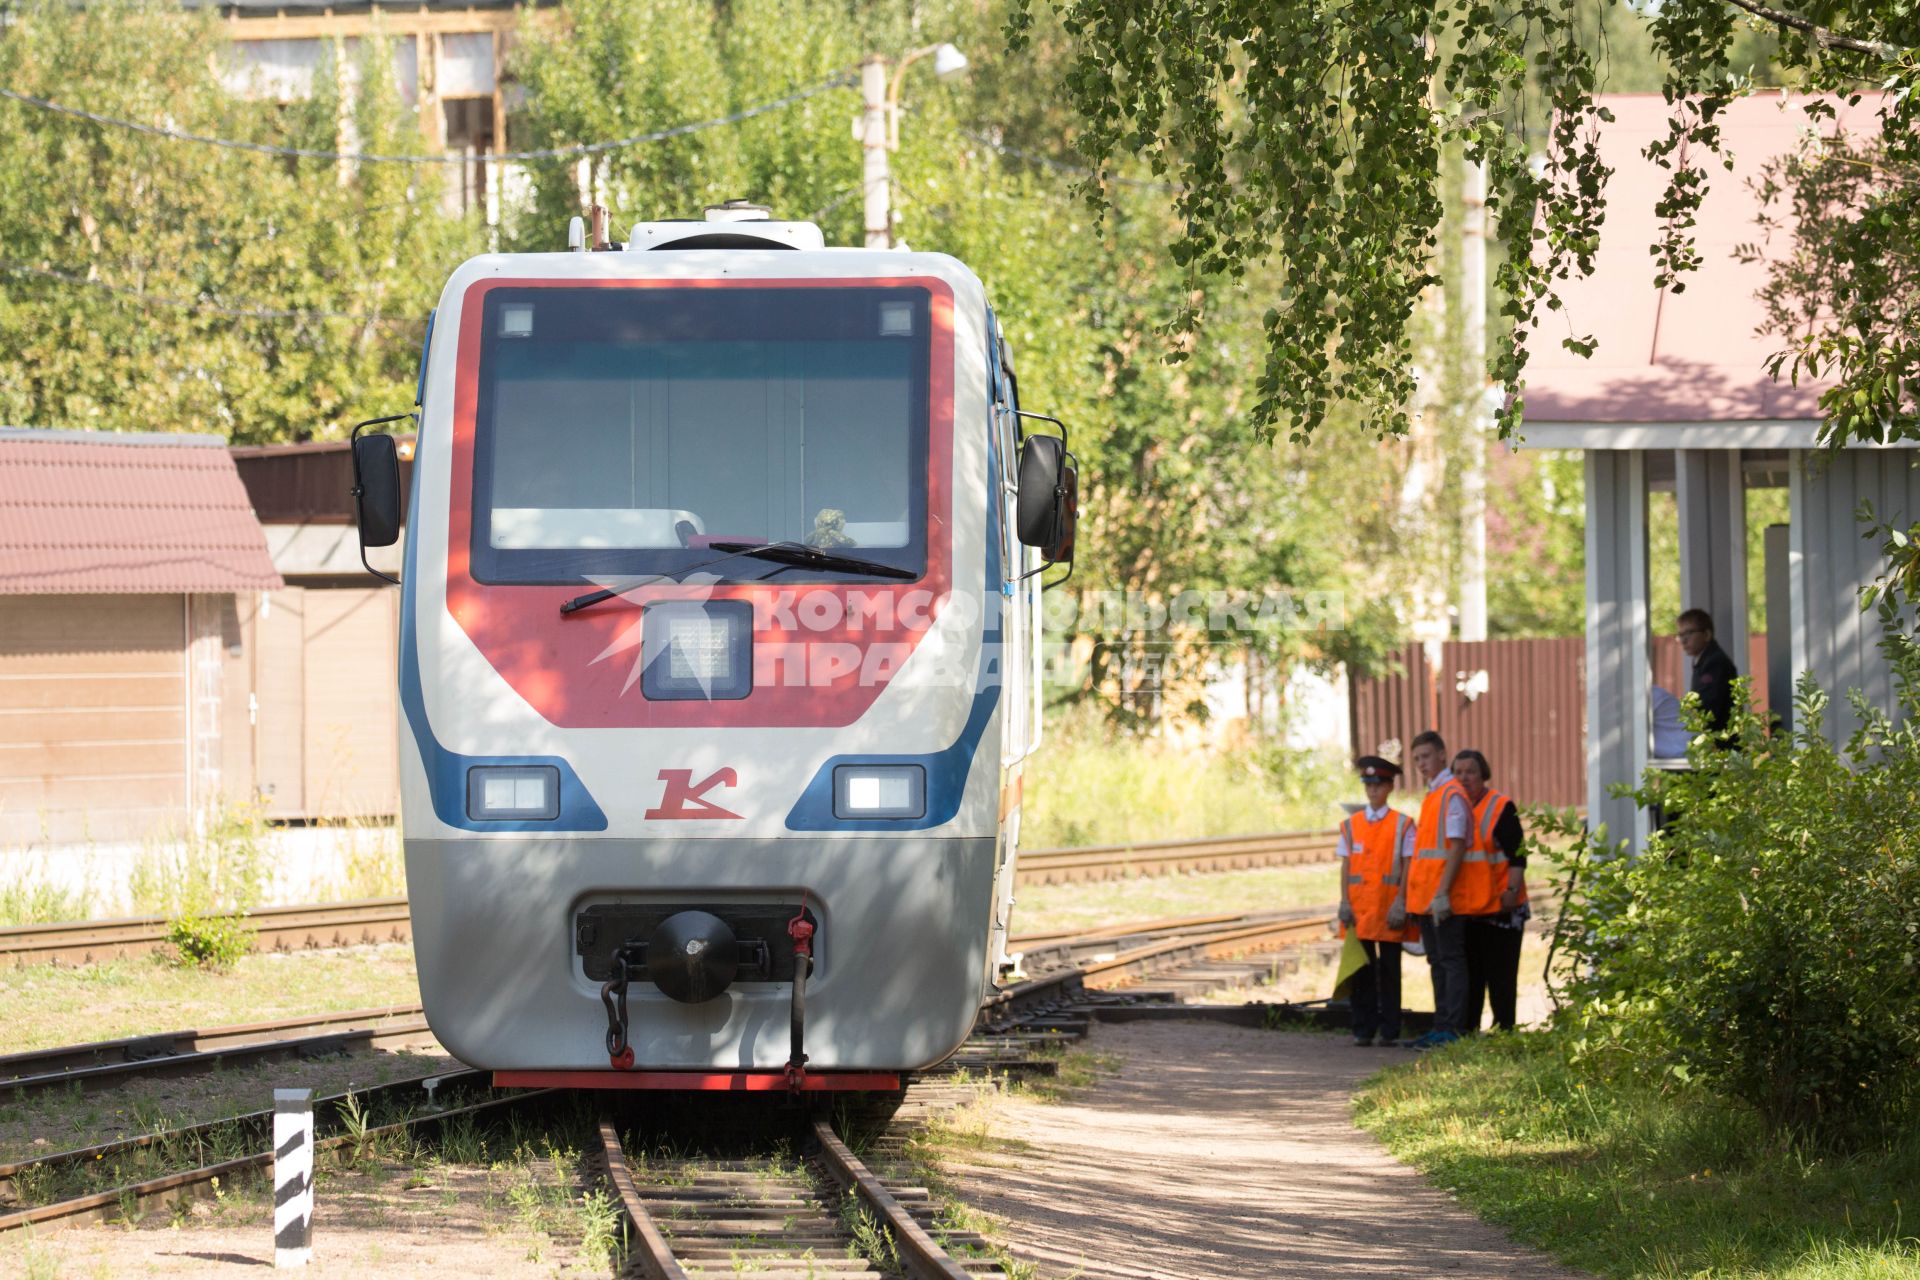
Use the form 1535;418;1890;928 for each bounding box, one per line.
832;765;926;819
642;601;753;700
466;765;560;821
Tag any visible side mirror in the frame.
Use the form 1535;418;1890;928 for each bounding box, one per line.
350;413;413;585
1044;460;1078;565
352;432;402;548
1016;434;1068;549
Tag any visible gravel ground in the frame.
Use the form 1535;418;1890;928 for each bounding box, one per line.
944;1021;1591;1279
0;1047;457;1164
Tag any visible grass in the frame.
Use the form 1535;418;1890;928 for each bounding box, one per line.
1011;1042;1124;1103
1;806;403;928
1022;714;1348;847
1355;1031;1920;1279
1008;862;1342;939
0;943;422;1053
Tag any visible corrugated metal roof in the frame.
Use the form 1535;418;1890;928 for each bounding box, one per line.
0;429;284;595
1526;92;1879;426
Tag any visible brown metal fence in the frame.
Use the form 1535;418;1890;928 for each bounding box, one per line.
1348;638;1587;809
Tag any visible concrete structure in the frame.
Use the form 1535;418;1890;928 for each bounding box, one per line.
229;440;410;820
1519;92;1908;848
210;0;526;216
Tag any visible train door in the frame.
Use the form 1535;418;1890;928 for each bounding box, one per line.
986;311;1033;982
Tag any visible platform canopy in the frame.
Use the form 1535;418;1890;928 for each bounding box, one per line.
1519;92;1886;447
1511;93;1912;849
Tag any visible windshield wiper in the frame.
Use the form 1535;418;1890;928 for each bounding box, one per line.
705;541;918;581
559;540;914;615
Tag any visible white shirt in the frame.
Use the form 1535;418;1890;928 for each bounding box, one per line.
1651;686;1690;758
1337;804;1417;863
1428;767;1471;841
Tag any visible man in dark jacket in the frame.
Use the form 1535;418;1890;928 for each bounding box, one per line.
1677;608;1737;734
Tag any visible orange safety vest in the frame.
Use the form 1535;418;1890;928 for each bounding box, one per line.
1463;789;1527;915
1340;809;1418;943
1406;776;1470;914
1452;788;1513;916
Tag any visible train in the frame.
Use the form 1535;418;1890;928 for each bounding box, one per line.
349;203;1077;1090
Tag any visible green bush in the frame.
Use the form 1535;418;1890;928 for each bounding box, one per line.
1553;672;1920;1149
164;913;254;970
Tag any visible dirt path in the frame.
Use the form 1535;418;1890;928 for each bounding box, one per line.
0;1159;599;1279
947;1022;1588;1279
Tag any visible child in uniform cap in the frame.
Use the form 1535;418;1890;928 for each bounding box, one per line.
1336;756;1419;1045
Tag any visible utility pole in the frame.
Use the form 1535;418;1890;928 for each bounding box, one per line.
859;56;891;249
855;44;968;250
1458;157;1491;643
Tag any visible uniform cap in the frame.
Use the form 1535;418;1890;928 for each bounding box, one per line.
1355;755;1401;784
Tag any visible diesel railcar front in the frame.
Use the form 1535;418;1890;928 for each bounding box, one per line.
350;207;1076;1090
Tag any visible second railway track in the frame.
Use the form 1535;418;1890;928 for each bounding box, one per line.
0;829;1339;968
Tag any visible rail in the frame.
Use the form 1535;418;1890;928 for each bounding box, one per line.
0;1004;432;1095
596;1112;990;1279
0;897;410;968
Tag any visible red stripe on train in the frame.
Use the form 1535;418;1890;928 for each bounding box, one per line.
440;275;960;729
492;1069;902;1092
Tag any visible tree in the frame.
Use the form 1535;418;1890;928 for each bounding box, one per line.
0;0;481;441
1006;0;1919;448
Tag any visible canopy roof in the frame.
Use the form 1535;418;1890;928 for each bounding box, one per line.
1523;92;1880;427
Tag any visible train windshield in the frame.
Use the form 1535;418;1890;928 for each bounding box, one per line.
469;285;932;584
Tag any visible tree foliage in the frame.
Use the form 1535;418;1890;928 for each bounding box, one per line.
1007;0;1920;446
0;0;480;441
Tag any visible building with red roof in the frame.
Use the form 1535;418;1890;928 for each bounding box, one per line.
0;429;282;844
1517;92;1915;846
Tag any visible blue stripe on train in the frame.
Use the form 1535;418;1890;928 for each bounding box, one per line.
396;449;608;833
784;317;1007;833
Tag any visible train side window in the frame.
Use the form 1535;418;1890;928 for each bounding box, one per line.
989;321;1020;577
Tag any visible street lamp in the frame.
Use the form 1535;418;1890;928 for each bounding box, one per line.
857;43;969;249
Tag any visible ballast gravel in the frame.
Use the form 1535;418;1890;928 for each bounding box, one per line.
945;1021;1590;1279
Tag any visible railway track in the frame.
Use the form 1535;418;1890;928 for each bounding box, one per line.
0;830;1338;968
0;1003;434;1097
0;896;411;968
1014;828;1335;886
599;1111;1003;1279
0;905;1348;1241
1;908;1326;1098
0;1070;540;1231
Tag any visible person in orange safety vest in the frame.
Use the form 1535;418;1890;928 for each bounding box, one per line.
1337;755;1418;1046
1452;749;1529;1031
1387;729;1473;1048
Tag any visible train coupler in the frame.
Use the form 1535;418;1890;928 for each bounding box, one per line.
784;913;815;1093
599;945;646;1069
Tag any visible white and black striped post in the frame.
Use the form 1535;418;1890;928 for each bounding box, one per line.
273;1088;314;1268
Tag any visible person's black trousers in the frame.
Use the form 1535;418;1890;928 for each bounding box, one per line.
1464;916;1523;1031
1349;939;1403;1042
1414;913;1470;1035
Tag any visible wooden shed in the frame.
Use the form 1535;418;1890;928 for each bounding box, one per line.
0;429;283;845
